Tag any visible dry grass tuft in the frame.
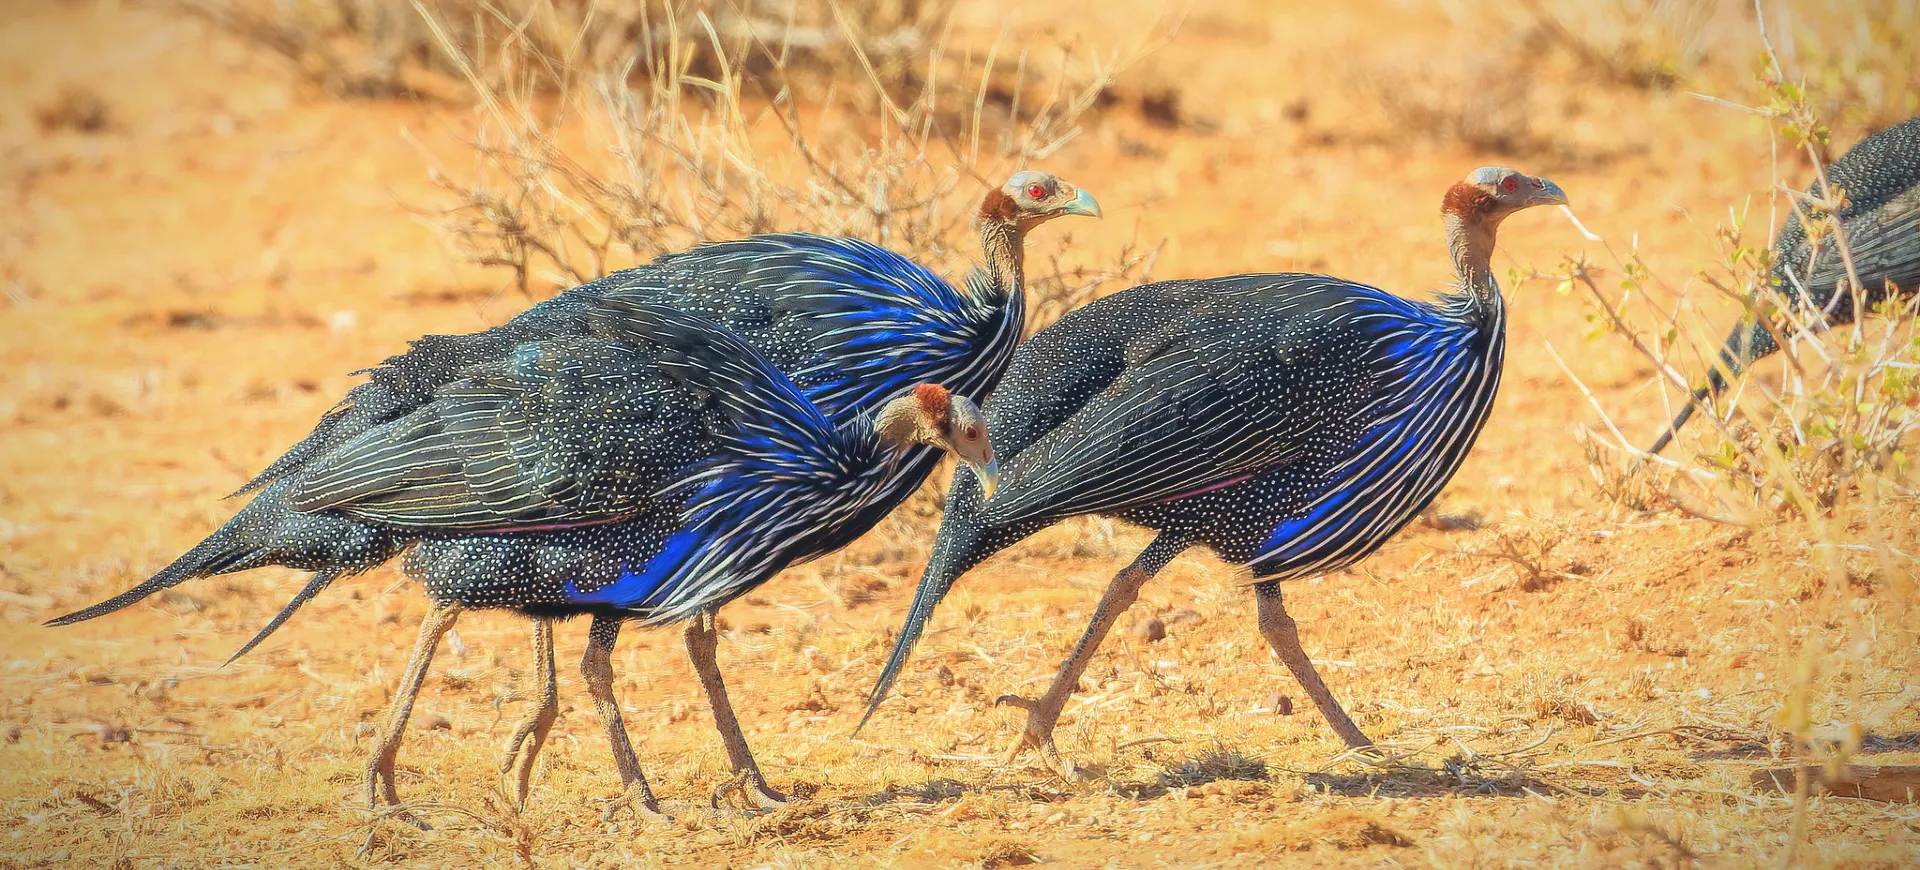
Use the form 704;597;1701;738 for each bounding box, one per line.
169;0;955;100
1160;743;1268;788
974;834;1042;867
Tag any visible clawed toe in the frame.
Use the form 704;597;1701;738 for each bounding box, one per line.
1002;727;1081;780
996;701;1085;780
710;770;790;812
357;806;431;859
601;782;673;825
499;726;552;808
498;730;536;777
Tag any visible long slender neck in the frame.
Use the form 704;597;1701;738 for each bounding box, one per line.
1442;187;1505;322
976;217;1025;303
1445;214;1497;297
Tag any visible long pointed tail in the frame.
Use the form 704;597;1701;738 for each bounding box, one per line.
1647;317;1775;454
855;561;959;736
45;479;396;660
44;531;268;627
223;568;343;665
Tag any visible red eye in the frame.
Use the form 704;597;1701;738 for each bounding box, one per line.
1026;183;1048;199
1502;177;1519;192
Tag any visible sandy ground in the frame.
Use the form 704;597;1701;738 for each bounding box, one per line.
2;0;1917;867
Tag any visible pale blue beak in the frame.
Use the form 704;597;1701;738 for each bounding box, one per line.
1061;189;1102;218
1528;178;1568;207
968;457;1000;500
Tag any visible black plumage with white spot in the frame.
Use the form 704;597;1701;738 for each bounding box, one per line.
1652;115;1920;453
862;167;1569;761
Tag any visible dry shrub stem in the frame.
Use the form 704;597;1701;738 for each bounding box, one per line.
1554;15;1919;864
406;0;1168;332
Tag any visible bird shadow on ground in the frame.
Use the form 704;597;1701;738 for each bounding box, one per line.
1697;725;1920;760
851;777;1076;809
1300;764;1591;798
840;747;1279;808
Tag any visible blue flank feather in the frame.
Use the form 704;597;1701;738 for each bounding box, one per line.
1252;292;1485;567
569;526;705;608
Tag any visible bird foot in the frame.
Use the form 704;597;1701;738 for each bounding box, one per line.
365;759;433;831
995;696;1083;781
600;782;673;826
498;718;554;809
710;770;790;813
356;805;431;859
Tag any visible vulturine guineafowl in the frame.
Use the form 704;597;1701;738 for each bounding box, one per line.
48;172;1098;825
300;301;995;826
859;167;1569;776
1650;115;1920;454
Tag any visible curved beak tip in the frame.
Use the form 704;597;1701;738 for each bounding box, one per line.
972;458;1000;501
1063;190;1102;219
1532;179;1569;207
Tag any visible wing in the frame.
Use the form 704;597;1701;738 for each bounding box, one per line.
981;294;1384;527
562;300;881;619
1774;118;1920;306
248;231;994;494
1802;185;1920;299
237;296;594;494
289;339;704;532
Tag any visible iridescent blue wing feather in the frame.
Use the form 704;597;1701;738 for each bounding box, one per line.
641;234;1001;414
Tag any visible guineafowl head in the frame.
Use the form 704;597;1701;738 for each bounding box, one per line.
1445;166;1568;226
875;384;998;499
1441;166;1568;297
980;170;1102;230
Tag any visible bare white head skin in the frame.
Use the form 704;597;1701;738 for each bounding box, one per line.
875;384;998;498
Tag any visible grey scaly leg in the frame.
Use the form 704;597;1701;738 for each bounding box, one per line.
683;609;788;810
360;601;461;853
581;613;670;823
499;617;558;808
996;535;1186;779
1254;581;1373;749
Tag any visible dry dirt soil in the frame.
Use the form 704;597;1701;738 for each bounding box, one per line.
2;1;1917;867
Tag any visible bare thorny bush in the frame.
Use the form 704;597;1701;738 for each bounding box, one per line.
1550;14;1917;861
405;0;1166;332
169;0;953;98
